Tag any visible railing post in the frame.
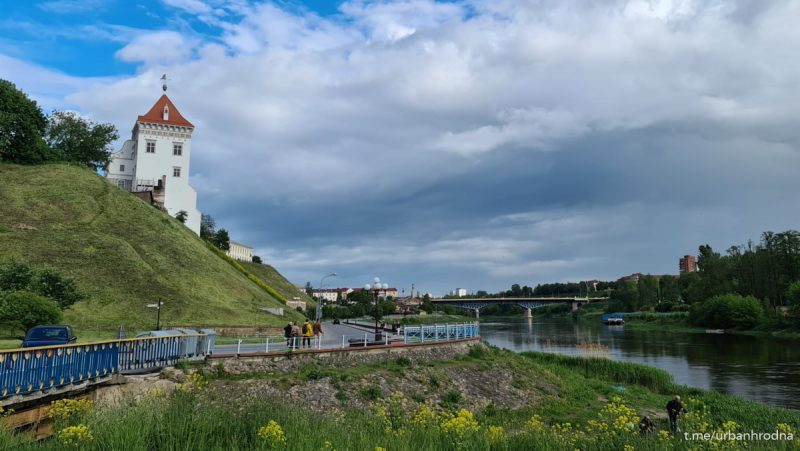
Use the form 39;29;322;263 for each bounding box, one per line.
237;339;242;355
364;334;368;347
266;338;269;353
342;335;346;349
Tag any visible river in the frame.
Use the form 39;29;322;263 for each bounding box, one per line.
479;317;800;410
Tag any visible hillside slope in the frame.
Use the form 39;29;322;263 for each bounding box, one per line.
0;163;304;332
242;262;314;307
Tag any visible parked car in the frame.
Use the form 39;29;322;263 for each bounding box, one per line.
332;319;341;325
22;325;76;348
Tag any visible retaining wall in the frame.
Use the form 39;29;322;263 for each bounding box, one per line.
209;338;480;376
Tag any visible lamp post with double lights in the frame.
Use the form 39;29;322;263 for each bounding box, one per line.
364;277;389;341
317;272;337;320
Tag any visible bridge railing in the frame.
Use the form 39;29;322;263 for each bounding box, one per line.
0;333;210;401
403;322;480;343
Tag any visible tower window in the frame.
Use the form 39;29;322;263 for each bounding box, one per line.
173;143;183;156
173;167;181;177
120;164;125;172
146;141;156;153
163;105;169;121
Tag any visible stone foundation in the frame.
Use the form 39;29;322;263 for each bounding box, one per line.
209;338;480;376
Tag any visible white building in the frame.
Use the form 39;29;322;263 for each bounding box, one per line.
106;84;202;234
226;241;254;262
449;288;467;297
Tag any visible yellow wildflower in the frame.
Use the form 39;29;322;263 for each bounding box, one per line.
440;409;480;449
411;404;438;428
257;420;287;448
50;399;93;423
57;424;93;448
487;425;505;444
526;414;545;432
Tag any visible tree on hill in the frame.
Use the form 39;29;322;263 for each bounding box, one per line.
44;111;118;169
0;79;51;164
252;255;262;264
175;210;188;224
0;260;84;309
200;214;216;239
211;229;230;251
0;291;62;334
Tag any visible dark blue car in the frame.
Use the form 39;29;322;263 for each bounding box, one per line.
22;325;76;348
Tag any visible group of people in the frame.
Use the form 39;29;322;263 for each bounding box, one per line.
283;319;323;349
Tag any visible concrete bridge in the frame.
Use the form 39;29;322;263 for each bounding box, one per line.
432;296;608;318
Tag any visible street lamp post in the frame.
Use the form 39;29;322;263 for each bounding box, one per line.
365;277;389;342
146;301;164;330
317;273;337;321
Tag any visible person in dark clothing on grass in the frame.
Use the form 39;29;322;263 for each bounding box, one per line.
666;395;686;433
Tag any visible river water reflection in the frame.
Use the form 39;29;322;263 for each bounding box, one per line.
480;317;800;410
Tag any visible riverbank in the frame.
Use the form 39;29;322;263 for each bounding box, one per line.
619;314;800;340
4;344;798;450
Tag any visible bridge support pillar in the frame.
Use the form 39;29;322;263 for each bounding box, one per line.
474;308;480;319
524;308;532;318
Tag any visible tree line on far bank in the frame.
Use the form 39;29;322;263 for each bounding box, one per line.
480;229;800;330
0;79;117;169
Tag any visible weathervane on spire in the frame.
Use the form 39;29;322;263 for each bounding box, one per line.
161;74;170;92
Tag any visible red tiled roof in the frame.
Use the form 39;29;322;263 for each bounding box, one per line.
137;94;193;127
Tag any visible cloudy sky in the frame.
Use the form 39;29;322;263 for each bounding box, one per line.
2;0;799;295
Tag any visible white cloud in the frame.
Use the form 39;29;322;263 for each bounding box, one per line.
17;0;800;291
115;31;197;65
162;0;213;15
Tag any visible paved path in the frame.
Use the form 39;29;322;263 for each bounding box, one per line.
212;321;392;354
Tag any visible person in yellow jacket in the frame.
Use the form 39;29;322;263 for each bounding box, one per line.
301;320;313;348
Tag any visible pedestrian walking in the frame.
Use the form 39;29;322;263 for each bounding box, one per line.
290;322;301;349
283;322;293;347
666;395;686;433
313;320;324;347
302;319;313;348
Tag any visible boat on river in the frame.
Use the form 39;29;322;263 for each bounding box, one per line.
705;329;724;334
602;313;625;325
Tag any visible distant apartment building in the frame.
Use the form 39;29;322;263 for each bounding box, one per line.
313;287;399;302
449;288;468;297
679;255;697;274
620;273;643;282
311;288;348;303
226;241;253;262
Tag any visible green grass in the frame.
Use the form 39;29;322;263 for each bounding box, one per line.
241;262;315;307
0;163;304;336
5;347;799;450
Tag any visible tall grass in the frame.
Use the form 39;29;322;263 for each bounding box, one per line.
5;389;798;451
520;351;676;393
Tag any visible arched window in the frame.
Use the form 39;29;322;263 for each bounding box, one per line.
163;105;169;121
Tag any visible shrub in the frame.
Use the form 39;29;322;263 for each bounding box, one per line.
0;261;83;308
441;390;462;406
689;294;764;329
0;291;61;334
359;386;381;401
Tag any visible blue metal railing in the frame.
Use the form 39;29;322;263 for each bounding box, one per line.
403;322;479;343
0;333;211;400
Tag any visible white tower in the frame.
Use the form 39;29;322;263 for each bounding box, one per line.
106;78;202;234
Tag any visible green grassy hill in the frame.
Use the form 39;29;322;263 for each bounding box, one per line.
242;262;314;307
0;163;304;335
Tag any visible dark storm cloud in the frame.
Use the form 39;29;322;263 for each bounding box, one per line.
6;0;800;292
